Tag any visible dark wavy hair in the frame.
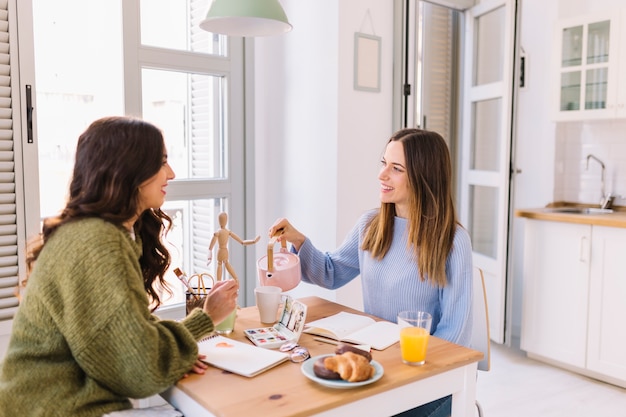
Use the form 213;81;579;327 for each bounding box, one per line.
362;128;458;287
26;116;173;309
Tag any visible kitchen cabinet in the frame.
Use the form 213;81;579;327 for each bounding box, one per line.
521;219;626;387
520;220;590;368
552;9;626;120
587;226;626;382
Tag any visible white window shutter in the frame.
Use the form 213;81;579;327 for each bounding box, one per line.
0;0;20;323
420;2;456;143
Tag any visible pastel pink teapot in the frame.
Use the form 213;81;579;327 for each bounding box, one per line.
257;233;301;291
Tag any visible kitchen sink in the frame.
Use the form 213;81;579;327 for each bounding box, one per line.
544;207;614;214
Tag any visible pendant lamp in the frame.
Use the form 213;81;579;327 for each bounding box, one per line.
199;0;292;37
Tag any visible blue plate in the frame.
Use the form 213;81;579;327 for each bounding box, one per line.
301;354;384;389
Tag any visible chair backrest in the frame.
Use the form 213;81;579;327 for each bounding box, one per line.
470;267;491;372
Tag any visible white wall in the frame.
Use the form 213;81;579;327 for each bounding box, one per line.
554;121;626;203
509;0;559;342
335;2;395;307
510;0;626;340
253;0;626;341
253;0;394;310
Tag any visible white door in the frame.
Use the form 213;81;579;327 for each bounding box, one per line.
459;0;517;343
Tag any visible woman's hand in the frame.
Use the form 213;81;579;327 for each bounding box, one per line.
268;218;306;251
203;279;238;325
182;354;209;378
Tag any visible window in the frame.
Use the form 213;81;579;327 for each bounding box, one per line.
28;0;247;313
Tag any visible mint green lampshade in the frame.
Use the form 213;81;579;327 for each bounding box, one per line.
199;0;292;37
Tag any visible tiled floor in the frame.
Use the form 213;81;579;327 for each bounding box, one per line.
477;341;626;417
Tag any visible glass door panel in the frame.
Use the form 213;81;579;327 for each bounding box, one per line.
586;20;610;64
585;68;608;109
561;25;583;67
469;185;498;259
471;98;502;172
473;5;505;86
560;71;581;111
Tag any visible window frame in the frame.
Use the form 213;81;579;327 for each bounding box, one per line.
0;0;254;337
121;0;251;315
0;0;40;338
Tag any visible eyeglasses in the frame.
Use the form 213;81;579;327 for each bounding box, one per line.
280;341;311;363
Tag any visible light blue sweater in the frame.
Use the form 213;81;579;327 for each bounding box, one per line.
295;210;473;347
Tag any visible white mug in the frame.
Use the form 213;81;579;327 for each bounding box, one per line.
254;286;283;324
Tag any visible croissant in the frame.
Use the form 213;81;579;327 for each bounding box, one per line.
323;351;375;382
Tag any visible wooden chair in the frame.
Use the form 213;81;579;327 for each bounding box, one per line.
470;267;491;417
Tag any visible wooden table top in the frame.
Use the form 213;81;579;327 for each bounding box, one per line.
174;296;483;417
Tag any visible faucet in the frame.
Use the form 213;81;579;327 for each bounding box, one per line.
586;154;614;209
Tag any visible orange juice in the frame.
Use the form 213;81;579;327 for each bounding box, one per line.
400;326;429;365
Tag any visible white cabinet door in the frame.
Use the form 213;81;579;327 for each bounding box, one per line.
587;226;626;380
552;10;624;120
520;220;591;368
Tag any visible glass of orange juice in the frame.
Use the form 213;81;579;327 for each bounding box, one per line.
398;311;432;365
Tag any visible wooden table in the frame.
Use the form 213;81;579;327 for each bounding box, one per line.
161;296;483;417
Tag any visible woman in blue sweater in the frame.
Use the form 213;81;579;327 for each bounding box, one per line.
269;128;473;417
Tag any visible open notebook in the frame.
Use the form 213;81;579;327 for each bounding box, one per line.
303;311;399;350
198;335;290;377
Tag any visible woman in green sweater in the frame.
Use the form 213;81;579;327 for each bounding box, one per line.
0;116;238;416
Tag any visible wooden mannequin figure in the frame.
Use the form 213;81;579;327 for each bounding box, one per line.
208;212;260;282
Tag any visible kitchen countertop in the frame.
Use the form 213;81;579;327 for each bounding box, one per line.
515;203;626;228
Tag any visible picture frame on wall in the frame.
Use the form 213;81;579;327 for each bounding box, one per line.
354;32;381;92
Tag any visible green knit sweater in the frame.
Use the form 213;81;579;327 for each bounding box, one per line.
0;218;214;416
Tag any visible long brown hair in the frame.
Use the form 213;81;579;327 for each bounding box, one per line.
25;116;173;309
361;128;457;287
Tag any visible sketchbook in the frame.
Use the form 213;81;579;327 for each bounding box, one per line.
303;311;400;351
197;335;289;377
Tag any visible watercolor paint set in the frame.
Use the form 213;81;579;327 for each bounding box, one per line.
244;296;307;349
